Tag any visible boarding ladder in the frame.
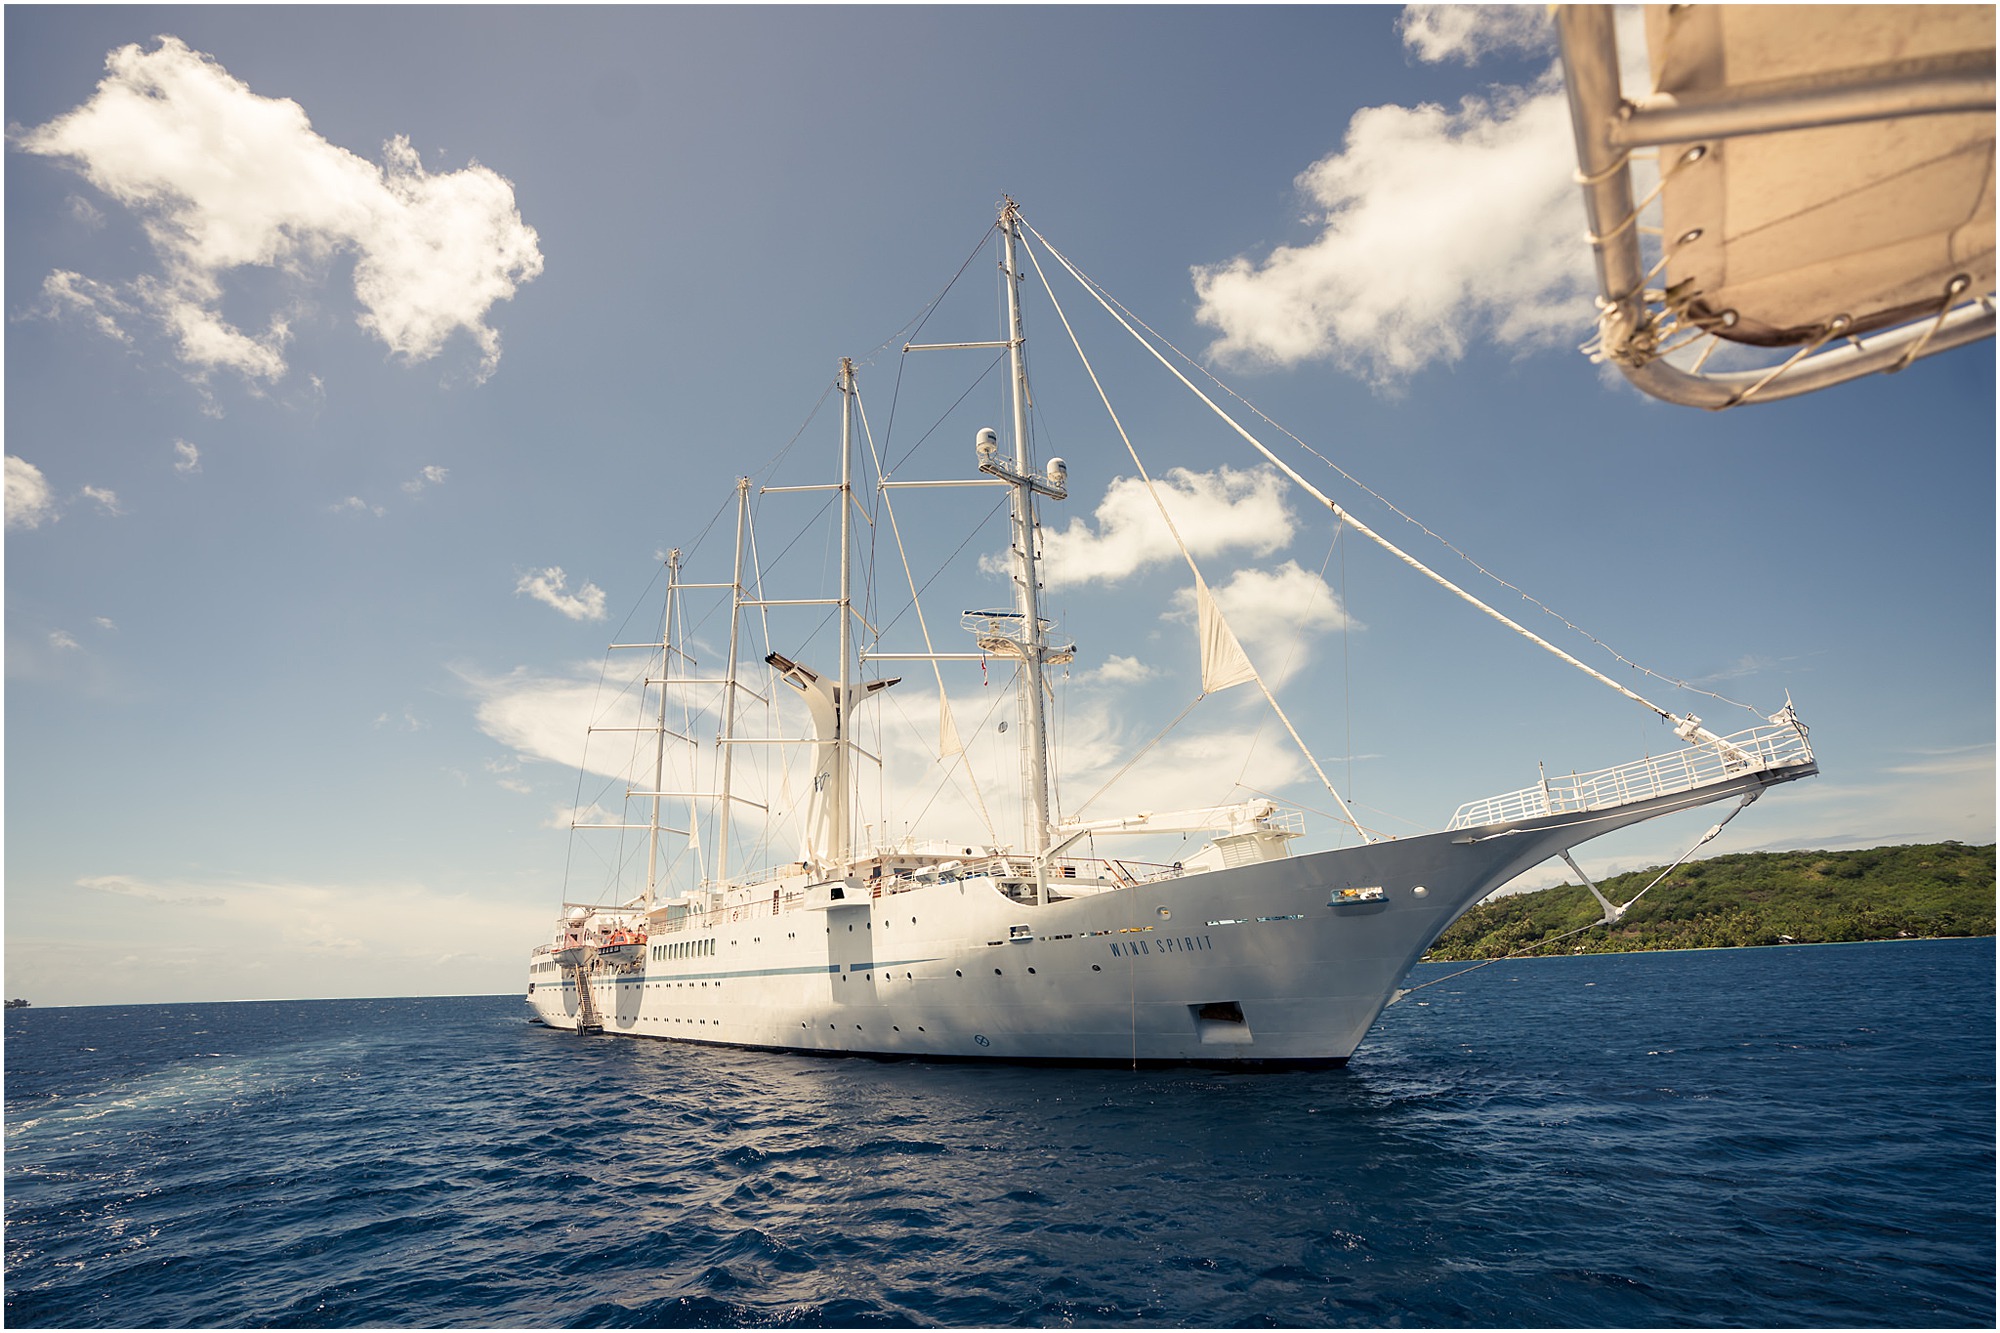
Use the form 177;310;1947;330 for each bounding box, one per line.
568;960;604;1035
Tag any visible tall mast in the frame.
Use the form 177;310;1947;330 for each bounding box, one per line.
716;478;750;882
833;357;857;868
646;548;680;910
999;200;1055;856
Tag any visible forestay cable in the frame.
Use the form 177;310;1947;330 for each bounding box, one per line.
1017;231;1372;841
1024;219;1745;754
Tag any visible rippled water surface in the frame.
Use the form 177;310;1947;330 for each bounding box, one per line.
6;939;1993;1327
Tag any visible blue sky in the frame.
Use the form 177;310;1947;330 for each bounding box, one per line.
7;6;1993;1006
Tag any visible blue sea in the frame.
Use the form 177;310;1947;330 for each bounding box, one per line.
5;939;1992;1328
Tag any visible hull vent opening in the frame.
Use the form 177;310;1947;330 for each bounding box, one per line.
1191;1000;1253;1045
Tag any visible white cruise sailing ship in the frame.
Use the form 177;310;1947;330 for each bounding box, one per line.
525;200;1818;1065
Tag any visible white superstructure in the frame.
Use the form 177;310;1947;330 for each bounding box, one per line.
526;200;1818;1065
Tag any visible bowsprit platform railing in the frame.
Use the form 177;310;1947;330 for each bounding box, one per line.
1447;719;1816;830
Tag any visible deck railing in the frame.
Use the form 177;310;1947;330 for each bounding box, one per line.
1447;719;1815;830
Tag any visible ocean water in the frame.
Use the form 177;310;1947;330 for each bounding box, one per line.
5;939;1992;1329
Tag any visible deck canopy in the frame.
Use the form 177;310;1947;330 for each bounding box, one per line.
1559;4;1995;408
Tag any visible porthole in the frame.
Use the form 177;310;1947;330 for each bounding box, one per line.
994;968;1003;976
1092;964;1102;971
1157;906;1171;920
955;970;962;977
1027;967;1037;974
1412;885;1429;898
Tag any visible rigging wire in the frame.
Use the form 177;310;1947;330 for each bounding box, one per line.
1019;215;1761;720
1015;224;1369;838
1395;789;1763;1001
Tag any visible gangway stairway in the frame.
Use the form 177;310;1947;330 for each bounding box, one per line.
567;961;603;1035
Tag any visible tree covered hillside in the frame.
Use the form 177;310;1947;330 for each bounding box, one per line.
1424;843;1995;961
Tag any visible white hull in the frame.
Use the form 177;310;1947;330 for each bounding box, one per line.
525;769;1802;1064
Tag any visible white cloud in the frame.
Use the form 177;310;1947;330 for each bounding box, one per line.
402;464;449;494
461;665;611;776
1167;560;1356;689
93;617;117;631
330;495;386;517
67;194;107;228
172;439;202;474
1885;744;1997;780
20;36;543;385
516;566;608;621
1192;68;1589;385
1022;466;1296;590
1089;654;1158;685
30;871;554;1003
80;484;125;516
41;270;135;345
6;457;58;529
1187;5;1616;387
79;873;224;908
1399;4;1555;64
1055;706;1312;827
49;630;82;652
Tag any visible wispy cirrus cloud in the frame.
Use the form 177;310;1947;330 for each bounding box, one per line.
172;439;201;474
402;464;449;494
515;566;607;622
20;36;543;387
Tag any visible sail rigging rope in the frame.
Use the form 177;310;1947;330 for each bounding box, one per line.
1020;217;1763;722
858;386;1001;846
1023;222;1740;741
1016;229;1371;840
1069;692;1209;821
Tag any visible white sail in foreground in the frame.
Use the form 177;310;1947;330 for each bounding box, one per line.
526;201;1818;1065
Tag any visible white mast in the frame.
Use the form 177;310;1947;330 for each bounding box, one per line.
716;478;750;883
993;198;1062;857
833;356;857;869
645;548;679;911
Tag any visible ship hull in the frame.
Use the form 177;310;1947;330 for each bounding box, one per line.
525;767;1803;1064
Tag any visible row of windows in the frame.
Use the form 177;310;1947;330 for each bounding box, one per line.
652;938;714;961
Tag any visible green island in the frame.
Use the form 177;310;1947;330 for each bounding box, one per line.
1423;842;1996;960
